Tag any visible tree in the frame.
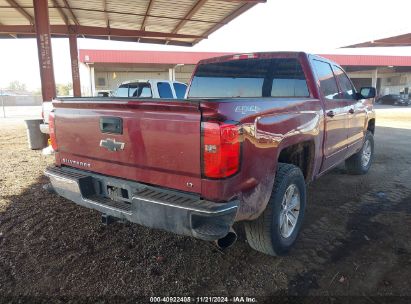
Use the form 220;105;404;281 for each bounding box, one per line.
56;83;73;96
7;80;27;92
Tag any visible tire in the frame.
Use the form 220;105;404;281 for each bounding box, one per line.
345;131;374;175
244;163;306;256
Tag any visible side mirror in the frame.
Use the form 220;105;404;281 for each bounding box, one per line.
359;87;376;99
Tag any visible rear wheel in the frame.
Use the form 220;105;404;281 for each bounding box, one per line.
244;163;306;256
345;131;374;175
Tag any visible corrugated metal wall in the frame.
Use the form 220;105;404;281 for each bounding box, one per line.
380;73;411;95
348;70;411;96
95;71;169;91
175;65;195;83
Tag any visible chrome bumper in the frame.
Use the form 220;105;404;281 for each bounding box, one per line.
45;166;238;241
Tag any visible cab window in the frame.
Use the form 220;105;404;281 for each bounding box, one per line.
173;83;187;99
115;85;129;97
189;58;309;98
115;82;152;98
333;66;356;100
157;82;174;99
312;60;339;100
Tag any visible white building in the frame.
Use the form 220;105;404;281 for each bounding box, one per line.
78;50;411;98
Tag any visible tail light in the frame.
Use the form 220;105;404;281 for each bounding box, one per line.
49;111;58;151
202;121;241;178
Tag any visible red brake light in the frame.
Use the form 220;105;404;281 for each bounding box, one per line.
202;122;240;178
49;111;58;151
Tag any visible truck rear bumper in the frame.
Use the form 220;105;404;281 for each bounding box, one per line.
45;166;238;241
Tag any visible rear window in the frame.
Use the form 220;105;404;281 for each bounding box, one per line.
115;86;129;97
188;58;309;98
115;82;152;98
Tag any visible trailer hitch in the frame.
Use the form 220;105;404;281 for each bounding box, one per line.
101;214;124;225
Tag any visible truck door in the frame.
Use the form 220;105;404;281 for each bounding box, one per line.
312;59;350;172
332;65;366;156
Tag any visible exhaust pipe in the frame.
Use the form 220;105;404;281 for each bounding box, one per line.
214;228;237;250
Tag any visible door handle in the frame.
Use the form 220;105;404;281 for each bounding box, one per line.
100;117;123;134
348;108;355;114
326;111;335;118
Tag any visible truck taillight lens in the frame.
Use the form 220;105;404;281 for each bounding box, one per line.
49;111;58;151
202;122;240;178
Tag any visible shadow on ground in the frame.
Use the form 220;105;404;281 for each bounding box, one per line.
0;126;410;298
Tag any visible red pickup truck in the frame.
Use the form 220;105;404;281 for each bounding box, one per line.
45;52;376;256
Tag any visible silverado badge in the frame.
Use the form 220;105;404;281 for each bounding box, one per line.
100;138;125;152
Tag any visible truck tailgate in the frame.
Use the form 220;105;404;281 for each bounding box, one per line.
53;99;202;193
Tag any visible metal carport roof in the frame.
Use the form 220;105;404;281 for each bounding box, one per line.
342;33;411;48
0;0;265;101
0;0;264;46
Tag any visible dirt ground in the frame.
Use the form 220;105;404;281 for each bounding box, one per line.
0;106;410;300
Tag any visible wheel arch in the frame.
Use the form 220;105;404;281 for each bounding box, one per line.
276;139;316;183
367;118;376;134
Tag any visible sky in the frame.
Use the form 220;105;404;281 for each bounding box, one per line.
1;0;411;90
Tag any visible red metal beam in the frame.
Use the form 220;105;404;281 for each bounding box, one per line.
62;0;79;26
33;0;56;102
51;0;69;26
6;0;34;25
0;20;16;38
0;32;193;46
0;25;35;33
104;36;193;47
140;0;154;31
0;24;204;39
170;0;207;34
69;34;81;97
103;0;110;30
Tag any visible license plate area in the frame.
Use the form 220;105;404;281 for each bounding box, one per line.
107;185;129;201
91;178;132;203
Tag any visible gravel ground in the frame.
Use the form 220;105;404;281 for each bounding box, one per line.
0;107;410;300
